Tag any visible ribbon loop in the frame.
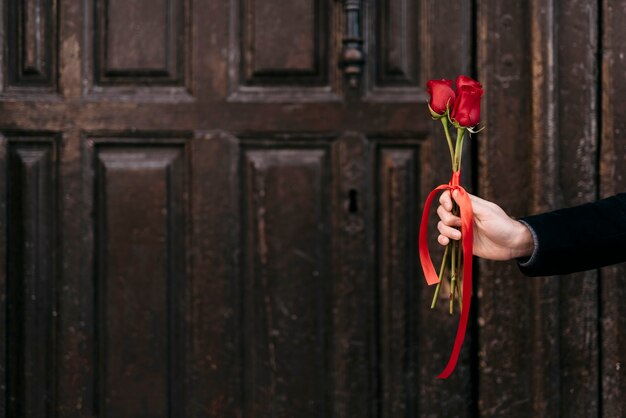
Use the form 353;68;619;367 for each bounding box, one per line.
418;171;473;379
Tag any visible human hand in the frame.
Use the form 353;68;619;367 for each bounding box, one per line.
436;191;534;260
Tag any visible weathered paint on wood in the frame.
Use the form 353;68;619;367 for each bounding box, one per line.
0;0;623;417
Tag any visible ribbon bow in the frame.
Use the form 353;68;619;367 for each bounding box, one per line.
419;171;474;379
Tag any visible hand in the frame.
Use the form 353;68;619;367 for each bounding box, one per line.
436;190;534;261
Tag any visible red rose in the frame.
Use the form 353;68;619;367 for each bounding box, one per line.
455;75;482;90
426;79;456;116
451;85;484;128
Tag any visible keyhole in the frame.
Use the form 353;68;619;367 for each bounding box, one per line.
348;189;358;213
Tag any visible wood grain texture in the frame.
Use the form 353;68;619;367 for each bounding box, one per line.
242;145;331;418
477;1;534;416
600;1;626;417
528;1;561;415
4;0;57;91
229;0;341;101
331;133;372;418
89;0;188;94
90;138;188;418
56;130;91;417
188;132;240;418
373;0;420;87
376;146;420;417
478;1;604;417
13;0;626;416
556;1;600;416
364;0;421;100
2;136;58;418
0;136;6;416
415;1;474;415
241;0;326;83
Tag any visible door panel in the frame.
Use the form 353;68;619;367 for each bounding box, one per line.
376;144;421;417
4;0;57;91
93;143;187;417
243;0;326;80
188;131;241;418
0;0;474;417
231;0;340;101
329;133;371;418
365;0;422;100
94;0;185;86
2;136;58;418
85;0;190;96
242;146;331;417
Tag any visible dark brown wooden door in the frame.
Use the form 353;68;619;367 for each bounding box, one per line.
1;0;470;417
4;1;626;418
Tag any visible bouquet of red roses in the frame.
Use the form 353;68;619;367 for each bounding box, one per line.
419;75;484;379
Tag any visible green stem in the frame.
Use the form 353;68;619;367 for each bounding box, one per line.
453;127;466;172
457;239;463;312
441;117;455;166
450;240;456;315
452;127;466;313
430;244;450;309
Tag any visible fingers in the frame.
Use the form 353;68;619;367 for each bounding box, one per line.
437;220;462;241
436;204;461;227
437;190;461;245
436;192;462;246
438;234;450;246
439;190;453;211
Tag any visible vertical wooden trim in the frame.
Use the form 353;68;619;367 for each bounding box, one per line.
530;0;559;213
600;1;626;417
476;1;534;416
56;130;91;416
528;1;561;416
376;145;420;417
0;135;8;416
556;1;600;416
331;132;372;417
59;0;82;98
188;131;240;418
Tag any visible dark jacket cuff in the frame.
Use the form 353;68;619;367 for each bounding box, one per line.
516;219;539;272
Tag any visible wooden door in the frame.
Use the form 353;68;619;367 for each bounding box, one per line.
0;0;472;417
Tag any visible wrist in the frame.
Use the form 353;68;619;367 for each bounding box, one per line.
509;220;534;259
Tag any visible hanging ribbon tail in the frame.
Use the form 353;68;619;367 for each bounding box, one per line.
418;171;474;379
436;186;473;379
419;184;454;285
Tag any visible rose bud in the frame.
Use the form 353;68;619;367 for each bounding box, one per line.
455;75;482;91
426;79;456;117
451;85;484;128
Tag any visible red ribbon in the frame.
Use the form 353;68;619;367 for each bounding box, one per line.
419;171;473;379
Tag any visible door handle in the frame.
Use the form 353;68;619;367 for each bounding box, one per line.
341;0;364;88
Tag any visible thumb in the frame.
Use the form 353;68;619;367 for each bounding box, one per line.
455;191;494;218
452;189;482;212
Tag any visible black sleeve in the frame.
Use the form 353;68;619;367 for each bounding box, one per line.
516;193;626;277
